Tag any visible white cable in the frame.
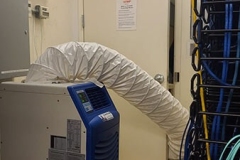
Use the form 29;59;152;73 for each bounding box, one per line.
26;42;189;159
40;20;43;55
33;16;38;59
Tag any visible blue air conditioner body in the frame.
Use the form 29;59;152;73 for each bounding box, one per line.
68;83;120;160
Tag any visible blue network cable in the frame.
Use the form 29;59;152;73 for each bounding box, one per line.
230;8;240;138
214;3;232;158
201;61;232;86
217;2;233;157
210;3;228;158
222;6;240;141
210;2;233;159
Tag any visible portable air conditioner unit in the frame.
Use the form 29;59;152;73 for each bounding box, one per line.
0;82;120;160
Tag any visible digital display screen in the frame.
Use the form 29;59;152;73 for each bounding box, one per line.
78;92;89;103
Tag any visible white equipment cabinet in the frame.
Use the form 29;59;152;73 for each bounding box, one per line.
0;82;87;160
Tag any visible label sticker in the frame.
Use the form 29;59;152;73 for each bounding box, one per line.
48;149;66;160
66;152;85;160
67;119;81;153
98;112;114;122
82;102;93;113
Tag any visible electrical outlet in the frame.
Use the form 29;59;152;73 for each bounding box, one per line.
35;5;49;19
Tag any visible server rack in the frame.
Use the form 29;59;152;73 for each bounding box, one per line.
183;0;240;159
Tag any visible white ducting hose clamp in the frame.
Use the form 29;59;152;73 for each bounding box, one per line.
26;42;189;159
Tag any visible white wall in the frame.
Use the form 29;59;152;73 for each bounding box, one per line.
13;0;83;83
28;0;83;62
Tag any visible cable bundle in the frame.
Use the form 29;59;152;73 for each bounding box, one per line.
182;0;240;159
219;135;240;159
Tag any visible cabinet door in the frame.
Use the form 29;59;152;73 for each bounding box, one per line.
0;0;30;79
84;0;171;159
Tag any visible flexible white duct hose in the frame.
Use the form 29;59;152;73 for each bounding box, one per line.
26;42;189;159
